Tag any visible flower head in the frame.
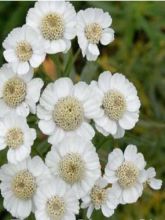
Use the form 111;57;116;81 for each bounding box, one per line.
81;177;119;218
0;64;43;117
37;77;102;145
104;145;146;204
0;157;51;219
26;1;76;54
45;136;101;199
145;167;162;190
34;178;79;220
0;113;36;163
77;8;114;61
91;71;141;138
3;25;46;75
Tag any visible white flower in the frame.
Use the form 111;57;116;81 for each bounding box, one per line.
3;25;46;75
34;178;79;220
91;71;141;138
45;136;101;199
145;167;162;190
77;8;114;61
37;77;102;145
0;64;44;117
0;113;36;164
26;1;76;54
0;156;51;219
104;145;146;204
81;177;119;219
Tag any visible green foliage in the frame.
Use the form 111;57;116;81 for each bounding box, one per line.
0;1;165;220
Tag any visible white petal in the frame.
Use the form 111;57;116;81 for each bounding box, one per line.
38;120;55;135
146;167;156;179
29;53;45;68
48;128;65;145
3;49;18;62
123;186;141;204
53;78;73;98
119;111;139;130
16;102;30;117
106;148;124;171
27;78;44;102
98;71;112;92
28;156;45;177
87;205;94;219
88;43;100;56
100;28;114;45
102;204;114;217
149;178;162;190
124;145;137;162
17;62;30;75
76;122;95;140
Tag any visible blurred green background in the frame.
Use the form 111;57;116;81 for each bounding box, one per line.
0;1;165;220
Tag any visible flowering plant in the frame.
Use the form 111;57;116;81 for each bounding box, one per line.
0;1;162;220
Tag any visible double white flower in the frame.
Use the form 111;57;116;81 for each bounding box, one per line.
3;25;46;75
0;64;43;117
77;8;114;61
37;77;102;145
0;113;36;164
91;71;141;138
0;157;51;219
26;1;76;54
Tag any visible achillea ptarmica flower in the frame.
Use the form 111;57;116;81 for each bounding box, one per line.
26;1;76;54
0;113;36;164
0;64;44;117
34;178;79;220
91;71;140;138
0;156;51;219
144;167;162;190
81;177;119;218
3;25;46;75
77;8;114;61
104;145;146;204
37;77;102;145
45;136;101;199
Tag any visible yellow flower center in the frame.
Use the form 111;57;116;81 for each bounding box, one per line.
6;128;24;149
12;170;37;199
85;23;102;44
116;162;139;188
46;196;65;219
90;185;107;208
40;13;64;41
102;90;126;120
59;153;85;185
3;77;26;108
16;41;33;62
53;96;84;131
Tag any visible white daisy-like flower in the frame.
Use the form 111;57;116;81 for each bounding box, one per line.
0;156;51;219
91;71;141;138
3;25;46;75
37;77;102;145
45;136;101;199
104;145;147;204
26;1;76;54
81;177;119;219
0;64;44;117
145;167;162;190
77;8;114;61
34;178;79;220
0;113;36;164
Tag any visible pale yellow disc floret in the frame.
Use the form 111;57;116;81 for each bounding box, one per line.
3;77;26;108
53;96;84;131
46;196;65;219
6;128;24;149
116;161;139;188
59;153;85;185
90;185;107;208
102;90;126;121
85;23;102;44
16;41;33;62
40;13;64;41
12;170;37;199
